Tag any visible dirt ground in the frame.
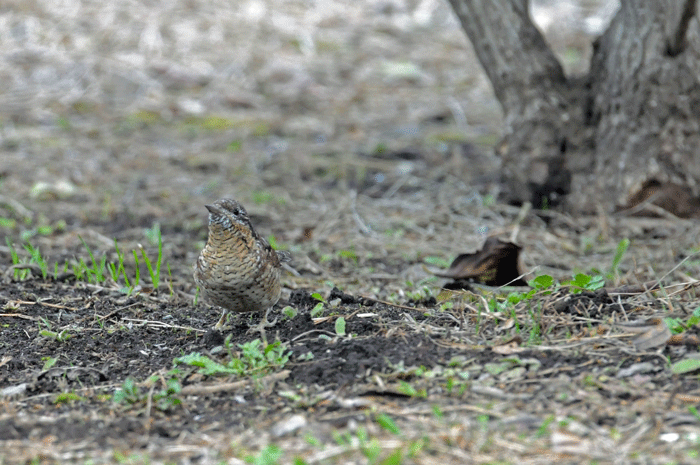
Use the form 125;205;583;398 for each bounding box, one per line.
2;0;700;464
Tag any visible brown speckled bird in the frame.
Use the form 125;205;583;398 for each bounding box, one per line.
194;199;290;332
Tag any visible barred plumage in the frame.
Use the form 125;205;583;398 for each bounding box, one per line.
194;199;290;330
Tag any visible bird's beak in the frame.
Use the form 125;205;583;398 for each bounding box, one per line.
205;204;223;215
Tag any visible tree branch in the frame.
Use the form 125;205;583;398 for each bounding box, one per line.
666;0;696;56
446;0;566;112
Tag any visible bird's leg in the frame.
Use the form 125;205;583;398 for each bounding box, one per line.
214;308;229;330
249;307;278;342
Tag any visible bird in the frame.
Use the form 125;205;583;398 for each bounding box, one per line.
193;198;291;335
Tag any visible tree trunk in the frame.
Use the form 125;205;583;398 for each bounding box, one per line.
448;0;700;217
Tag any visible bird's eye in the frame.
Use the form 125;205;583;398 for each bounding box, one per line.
232;209;239;216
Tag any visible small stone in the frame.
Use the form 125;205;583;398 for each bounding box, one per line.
271;414;307;437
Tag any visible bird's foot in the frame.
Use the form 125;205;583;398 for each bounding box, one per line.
214;309;230;330
247;309;277;343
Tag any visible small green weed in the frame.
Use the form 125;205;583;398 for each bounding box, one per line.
53;391;84;405
227;139;242;152
251;190;274;205
310;302;325;318
174;337;290;377
282;306;298;319
666;306;700;334
244;444;282;465
113;375;182;411
23;243;48;279
77;236;107;284
397;381;427;398
6;238;49;280
423;255;451;268
267;234;286;251
337;249;358;263
139;227;163;289
41;357;58;370
335;317;346;336
561;273;605;293
108;239;131;289
144;222;161;246
39;329;72;342
375;413;401;435
406;285;435;302
112;378;141;405
608;238;630;280
688;405;700;422
536;414;555;438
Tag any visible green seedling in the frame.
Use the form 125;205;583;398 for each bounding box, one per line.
244;444;282;465
23;243;48;279
6;238;47;280
562;273;605;293
267;234;284;251
112;378;141;405
282;306;298;319
107;239;131;289
337;249;358;263
689;406;700;422
608;237;630;280
113;375;182;411
536;414;555;438
335;317;346;336
41;357;58;371
668;307;700;335
397;381;427;398
375;413;401;435
144;222;161;246
423;255;451;268
310;302;324;318
139;230;162;289
53;391;84;405
78;236;107;284
39;329;72;342
252;190;274;205
131;249;141;288
167;263;174;296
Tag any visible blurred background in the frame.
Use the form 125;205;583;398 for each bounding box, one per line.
0;0;618;281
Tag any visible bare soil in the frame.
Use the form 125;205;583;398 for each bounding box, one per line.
1;1;700;464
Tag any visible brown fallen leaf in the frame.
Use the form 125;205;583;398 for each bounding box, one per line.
491;337;525;355
618;318;672;350
434;237;527;287
667;333;700;346
620;179;700;218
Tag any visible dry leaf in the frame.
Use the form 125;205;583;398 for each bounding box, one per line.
621;179;700;218
434;237;527;287
618;318;672;350
492;335;524;354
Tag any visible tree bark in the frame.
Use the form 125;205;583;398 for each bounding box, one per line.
448;0;700;216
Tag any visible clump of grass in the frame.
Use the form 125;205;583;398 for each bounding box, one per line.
139;242;162;290
107;239;132;289
7;224;168;296
77;225;164;292
6;240;26;280
78;236;107;284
